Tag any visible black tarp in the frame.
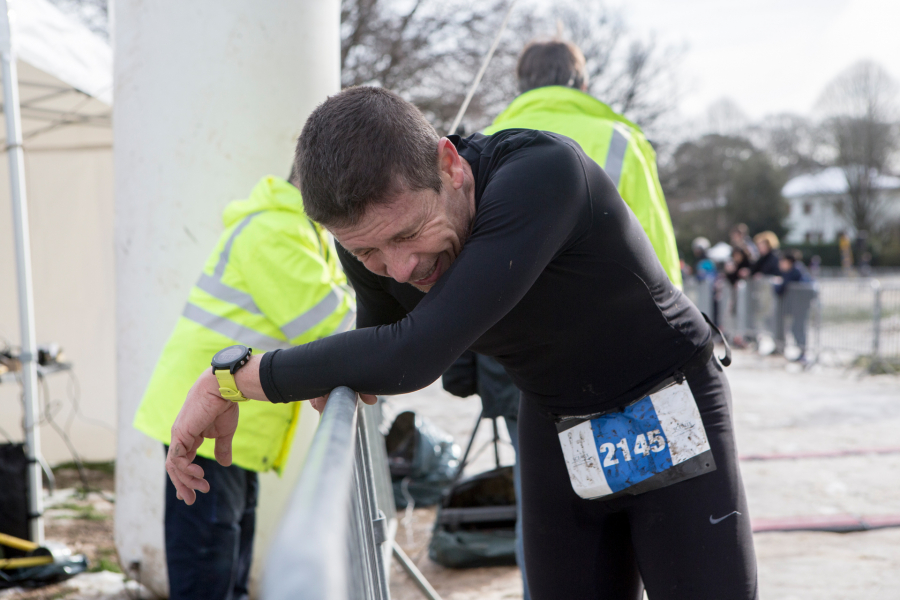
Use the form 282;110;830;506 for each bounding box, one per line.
385;411;460;509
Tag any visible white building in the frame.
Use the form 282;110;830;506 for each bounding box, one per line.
782;166;900;244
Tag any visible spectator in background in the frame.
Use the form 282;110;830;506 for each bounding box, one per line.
860;252;873;277
751;231;782;277
725;247;752;287
692;237;717;281
723;246;752;348
775;250;815;363
838;231;854;274
680;258;692;282
809;255;822;278
729;223;759;263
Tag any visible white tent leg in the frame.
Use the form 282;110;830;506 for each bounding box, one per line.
0;0;44;545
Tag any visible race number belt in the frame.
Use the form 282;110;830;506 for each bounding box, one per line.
556;345;719;501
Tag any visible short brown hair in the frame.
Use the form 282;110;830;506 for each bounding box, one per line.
516;40;588;94
294;86;442;228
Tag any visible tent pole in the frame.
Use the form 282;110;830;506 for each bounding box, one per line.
0;0;44;545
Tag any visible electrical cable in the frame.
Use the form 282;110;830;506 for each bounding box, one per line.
66;370;115;433
2;351;118;503
38;373;91;493
447;0;519;136
38;372;116;504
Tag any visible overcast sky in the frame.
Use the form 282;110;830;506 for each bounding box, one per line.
606;0;900;121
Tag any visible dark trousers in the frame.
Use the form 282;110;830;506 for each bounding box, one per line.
518;358;758;600
164;446;258;600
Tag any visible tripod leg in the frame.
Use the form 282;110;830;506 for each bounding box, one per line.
453;410;484;483
492;418;501;469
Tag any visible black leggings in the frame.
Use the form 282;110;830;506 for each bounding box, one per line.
518;357;758;600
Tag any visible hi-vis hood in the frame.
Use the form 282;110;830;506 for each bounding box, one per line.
488;86;641;133
222;175;305;227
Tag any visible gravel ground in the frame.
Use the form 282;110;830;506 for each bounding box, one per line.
0;467;151;600
6;349;898;599
387;349;900;600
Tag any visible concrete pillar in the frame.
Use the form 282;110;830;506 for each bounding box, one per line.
113;1;340;596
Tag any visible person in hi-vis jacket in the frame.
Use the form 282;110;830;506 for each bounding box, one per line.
133;175;355;600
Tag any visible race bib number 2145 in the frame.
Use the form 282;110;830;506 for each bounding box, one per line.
557;381;716;500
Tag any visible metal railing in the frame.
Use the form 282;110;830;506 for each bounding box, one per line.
684;276;900;368
261;387;393;600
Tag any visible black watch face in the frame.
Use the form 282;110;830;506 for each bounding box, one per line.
212;345;249;369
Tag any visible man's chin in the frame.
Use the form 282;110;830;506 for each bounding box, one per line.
410;281;434;293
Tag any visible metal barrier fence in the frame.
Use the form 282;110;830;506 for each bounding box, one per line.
684;276;900;367
261;387;394;600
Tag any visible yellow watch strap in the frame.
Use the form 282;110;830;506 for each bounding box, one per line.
214;369;250;402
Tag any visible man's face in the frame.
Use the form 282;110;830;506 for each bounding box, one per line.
330;139;475;293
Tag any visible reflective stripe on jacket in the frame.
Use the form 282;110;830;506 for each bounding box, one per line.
484;86;682;287
133;176;355;473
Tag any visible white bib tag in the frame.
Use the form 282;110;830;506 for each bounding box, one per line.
556;380;715;500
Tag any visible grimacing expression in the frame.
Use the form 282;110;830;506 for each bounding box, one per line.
330;139;476;293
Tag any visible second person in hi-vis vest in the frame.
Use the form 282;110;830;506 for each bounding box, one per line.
485;39;681;288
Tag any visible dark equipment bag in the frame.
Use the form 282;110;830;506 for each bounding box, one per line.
0;444;89;589
428;414;518;568
0;444;29;548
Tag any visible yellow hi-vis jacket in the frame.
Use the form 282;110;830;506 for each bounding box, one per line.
133;176;355;474
484;86;682;287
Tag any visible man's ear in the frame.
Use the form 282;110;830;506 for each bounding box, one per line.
437;137;464;190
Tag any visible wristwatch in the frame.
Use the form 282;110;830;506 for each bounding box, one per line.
211;345;253;402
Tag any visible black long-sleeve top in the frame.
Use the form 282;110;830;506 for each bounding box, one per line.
260;130;710;416
751;251;782;277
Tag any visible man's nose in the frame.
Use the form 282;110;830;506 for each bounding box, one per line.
383;249;417;283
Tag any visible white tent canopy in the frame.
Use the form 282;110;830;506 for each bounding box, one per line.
8;0;112;146
12;0;112;105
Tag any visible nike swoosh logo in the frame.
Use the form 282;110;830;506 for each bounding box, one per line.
709;511;742;525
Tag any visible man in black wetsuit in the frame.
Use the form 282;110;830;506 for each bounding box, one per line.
166;87;758;600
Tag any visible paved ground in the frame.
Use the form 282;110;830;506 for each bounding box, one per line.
387;349;900;600
4;349;898;599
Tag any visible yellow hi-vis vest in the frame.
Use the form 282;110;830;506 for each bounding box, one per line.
133;176;355;474
484;86;682;288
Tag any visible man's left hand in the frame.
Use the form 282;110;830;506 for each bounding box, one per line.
165;369;239;505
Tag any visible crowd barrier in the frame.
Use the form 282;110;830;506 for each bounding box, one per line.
261;388;395;600
684;275;900;368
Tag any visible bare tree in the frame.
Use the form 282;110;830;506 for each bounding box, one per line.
817;60;900;236
57;0;683;135
746;113;825;178
660;133;789;251
557;3;684;132
341;0;683;134
341;0;523;134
